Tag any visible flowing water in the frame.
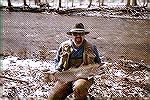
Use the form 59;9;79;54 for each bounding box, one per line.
2;11;150;64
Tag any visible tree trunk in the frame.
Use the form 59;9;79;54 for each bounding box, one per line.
143;0;148;6
98;0;100;7
101;0;104;6
132;0;137;6
35;0;40;5
34;0;38;5
7;0;11;7
59;0;61;8
79;0;83;5
88;0;92;8
126;0;131;7
23;0;27;6
72;0;74;7
7;0;14;11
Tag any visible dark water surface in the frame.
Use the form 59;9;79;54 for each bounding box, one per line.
2;11;150;64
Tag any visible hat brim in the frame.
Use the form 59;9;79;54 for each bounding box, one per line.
66;29;90;35
67;31;89;35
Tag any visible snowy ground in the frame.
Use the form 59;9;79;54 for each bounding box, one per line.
1;56;55;99
0;56;150;100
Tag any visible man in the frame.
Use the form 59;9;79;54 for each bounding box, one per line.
49;23;101;100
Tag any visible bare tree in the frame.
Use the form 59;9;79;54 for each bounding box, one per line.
101;0;104;6
98;0;100;7
23;0;27;6
7;0;14;11
143;0;148;6
72;0;74;7
34;0;41;5
7;0;11;7
132;0;137;6
23;0;31;10
126;0;131;7
88;0;92;8
79;0;83;5
59;0;61;8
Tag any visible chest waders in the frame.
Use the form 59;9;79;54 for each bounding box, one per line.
59;40;96;71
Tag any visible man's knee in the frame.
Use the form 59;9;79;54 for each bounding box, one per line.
48;81;73;100
73;78;94;99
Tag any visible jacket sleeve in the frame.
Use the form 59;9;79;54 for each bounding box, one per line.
54;46;62;71
93;45;101;64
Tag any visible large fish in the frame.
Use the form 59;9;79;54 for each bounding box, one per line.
43;63;104;83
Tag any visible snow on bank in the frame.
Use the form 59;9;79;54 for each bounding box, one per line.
2;56;56;71
1;0;149;20
0;56;150;99
1;56;56;99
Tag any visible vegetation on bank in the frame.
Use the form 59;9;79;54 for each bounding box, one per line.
0;0;149;19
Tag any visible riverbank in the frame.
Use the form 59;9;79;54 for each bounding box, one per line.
1;4;150;20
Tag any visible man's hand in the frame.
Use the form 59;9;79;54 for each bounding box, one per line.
43;72;58;83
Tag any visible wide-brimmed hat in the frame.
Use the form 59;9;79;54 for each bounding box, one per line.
67;23;90;35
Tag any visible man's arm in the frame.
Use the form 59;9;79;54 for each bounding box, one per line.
93;45;102;64
54;46;62;71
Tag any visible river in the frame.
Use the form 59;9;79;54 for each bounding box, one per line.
2;11;150;65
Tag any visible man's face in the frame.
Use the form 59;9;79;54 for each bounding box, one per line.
72;32;85;45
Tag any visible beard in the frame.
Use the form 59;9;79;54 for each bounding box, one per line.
75;37;83;44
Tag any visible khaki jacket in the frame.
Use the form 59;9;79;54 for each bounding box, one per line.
58;39;96;70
